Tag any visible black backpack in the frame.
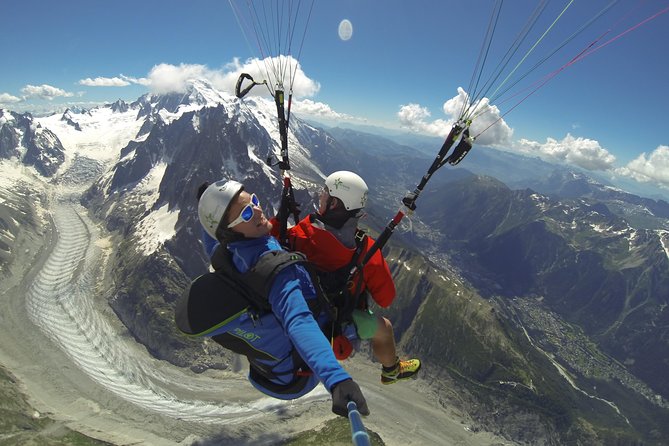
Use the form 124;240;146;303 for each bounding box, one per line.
175;249;320;338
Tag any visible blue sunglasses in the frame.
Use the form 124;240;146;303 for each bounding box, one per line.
227;193;260;228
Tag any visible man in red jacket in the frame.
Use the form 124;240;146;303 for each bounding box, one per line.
273;170;421;385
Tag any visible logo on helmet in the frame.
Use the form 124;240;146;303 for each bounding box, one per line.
203;212;219;228
360;191;368;207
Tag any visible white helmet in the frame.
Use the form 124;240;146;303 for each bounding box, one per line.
198;180;243;239
324;171;368;211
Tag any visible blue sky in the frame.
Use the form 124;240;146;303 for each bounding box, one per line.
2;1;669;196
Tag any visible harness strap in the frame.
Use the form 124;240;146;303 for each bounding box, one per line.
341;229;368;315
277;176;301;247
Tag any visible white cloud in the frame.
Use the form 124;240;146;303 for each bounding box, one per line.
75;65;222;94
21;84;74;100
398;103;452;137
121;74;151;86
292;99;353;120
145;58;320;98
77;75;150;87
146;63;215;94
397;87;513;146
222;56;320;98
0;93;21;104
616;145;669;187
79;76;131;87
516;133;616;171
8;58;317;112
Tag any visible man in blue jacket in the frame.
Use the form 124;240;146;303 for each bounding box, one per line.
193;179;368;416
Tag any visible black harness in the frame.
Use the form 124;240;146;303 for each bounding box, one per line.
175;248;326;395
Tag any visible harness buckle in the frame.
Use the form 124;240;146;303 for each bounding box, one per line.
354;229;365;244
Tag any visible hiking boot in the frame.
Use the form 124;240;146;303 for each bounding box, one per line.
381;358;421;385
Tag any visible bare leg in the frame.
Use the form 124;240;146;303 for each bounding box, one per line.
371;316;398;368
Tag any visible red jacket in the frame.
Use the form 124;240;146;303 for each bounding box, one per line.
272;214;395;308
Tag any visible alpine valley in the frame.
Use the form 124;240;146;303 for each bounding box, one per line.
1;80;668;445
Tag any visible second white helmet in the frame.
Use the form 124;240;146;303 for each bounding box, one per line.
324;171;368;211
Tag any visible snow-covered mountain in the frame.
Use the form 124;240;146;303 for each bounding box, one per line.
3;79;339;271
0;108;65;176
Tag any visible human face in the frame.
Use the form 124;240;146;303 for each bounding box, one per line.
227;191;272;238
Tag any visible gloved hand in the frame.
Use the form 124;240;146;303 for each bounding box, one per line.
331;378;369;417
276;198;300;226
196;182;210;201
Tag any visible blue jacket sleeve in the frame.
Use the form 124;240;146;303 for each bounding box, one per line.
268;266;351;392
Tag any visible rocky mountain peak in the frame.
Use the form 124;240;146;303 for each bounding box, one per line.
110;99;129;113
0;110;65;176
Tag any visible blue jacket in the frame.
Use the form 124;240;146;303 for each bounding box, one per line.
202;231;350;399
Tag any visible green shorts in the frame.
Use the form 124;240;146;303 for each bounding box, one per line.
351;309;378;340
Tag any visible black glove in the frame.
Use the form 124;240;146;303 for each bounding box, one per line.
196;182;210;201
331;379;369;417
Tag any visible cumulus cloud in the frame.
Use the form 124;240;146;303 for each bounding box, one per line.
616;145;669;187
79;76;131;87
0;93;21;104
292;99;353;120
397;87;513;146
222;56;320;98
398;103;452;137
144;58;320;98
122;74;151;86
515;133;616;171
66;57;319;98
146;63;216;94
21;84;74;100
78;74;150;87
